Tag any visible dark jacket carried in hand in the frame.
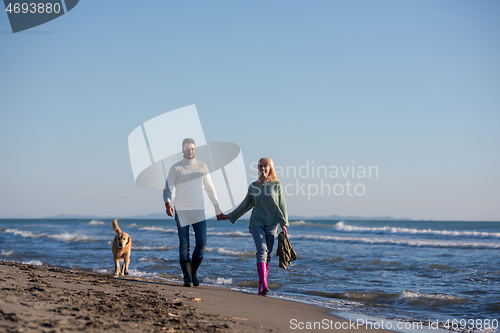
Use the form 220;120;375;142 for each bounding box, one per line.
276;232;297;270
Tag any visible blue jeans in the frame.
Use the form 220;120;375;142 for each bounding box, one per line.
250;224;278;264
175;212;207;262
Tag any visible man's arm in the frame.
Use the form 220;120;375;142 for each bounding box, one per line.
214;204;223;216
163;167;176;217
202;166;221;216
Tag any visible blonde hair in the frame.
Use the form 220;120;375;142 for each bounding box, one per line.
257;157;279;184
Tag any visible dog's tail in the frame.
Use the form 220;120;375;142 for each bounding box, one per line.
112;219;121;234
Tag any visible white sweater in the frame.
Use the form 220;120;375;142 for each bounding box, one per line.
163;157;219;211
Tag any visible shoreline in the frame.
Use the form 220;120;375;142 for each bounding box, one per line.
0;261;394;332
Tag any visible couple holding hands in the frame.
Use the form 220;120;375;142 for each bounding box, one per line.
164;138;289;295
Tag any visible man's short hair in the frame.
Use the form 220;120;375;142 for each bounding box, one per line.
182;138;195;149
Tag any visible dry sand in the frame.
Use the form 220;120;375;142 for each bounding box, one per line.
0;261;393;332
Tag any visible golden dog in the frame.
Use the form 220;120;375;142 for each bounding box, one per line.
112;219;132;277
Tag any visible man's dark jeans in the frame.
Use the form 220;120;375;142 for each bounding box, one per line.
175;211;207;262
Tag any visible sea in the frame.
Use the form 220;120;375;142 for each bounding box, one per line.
1;219;499;333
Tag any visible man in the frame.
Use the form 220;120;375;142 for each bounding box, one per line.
163;138;223;287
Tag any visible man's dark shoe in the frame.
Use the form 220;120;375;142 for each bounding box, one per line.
191;256;203;286
180;260;193;287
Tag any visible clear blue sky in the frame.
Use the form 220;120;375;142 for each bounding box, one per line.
1;1;499;220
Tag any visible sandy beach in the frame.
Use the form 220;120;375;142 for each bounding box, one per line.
0;261;394;333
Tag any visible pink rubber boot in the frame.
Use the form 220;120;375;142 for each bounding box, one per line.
264;263;270;294
257;263;269;295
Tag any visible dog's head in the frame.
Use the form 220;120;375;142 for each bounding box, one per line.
114;232;130;249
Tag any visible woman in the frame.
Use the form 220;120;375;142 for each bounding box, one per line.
220;157;288;295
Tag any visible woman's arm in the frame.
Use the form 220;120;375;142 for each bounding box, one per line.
227;185;255;224
277;182;289;229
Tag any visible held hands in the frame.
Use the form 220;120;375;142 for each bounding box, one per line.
215;204;229;221
166;202;229;220
217;214;229;221
165;202;174;217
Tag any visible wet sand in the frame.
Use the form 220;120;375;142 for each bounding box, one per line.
0;261;392;332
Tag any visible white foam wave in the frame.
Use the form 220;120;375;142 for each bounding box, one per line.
334;221;500;239
217;248;243;256
138;226;177;233
290;220;329;227
207;231;250;237
128;269;159;279
139;257;169;262
204;277;233;285
22;260;43;266
206;247;254;257
4;229;44;238
1;250;14;256
296;234;500;249
134;245;176;251
89;220;104;226
290;220;308;225
50;232;96;242
399;290;467;301
4;229;98;242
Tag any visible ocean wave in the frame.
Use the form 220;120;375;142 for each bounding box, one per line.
139;257;169;263
325;256;344;263
128;269;160;279
392;290;471;310
205;247;254;257
428;264;456;272
4;228;44;238
89;220;104;226
306;290;391;304
289;220;331;228
206;231;250;237
138;226;177;233
398;290;467;302
203;277;233;286
289;220;308;225
22;260;43;266
1;250;15;256
50;232;97;242
4;229;100;242
294;234;500;249
306;289;469;307
368;259;404;267
133;245;176;251
334;221;500;239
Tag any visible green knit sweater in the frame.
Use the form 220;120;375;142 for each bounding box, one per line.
227;180;289;232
